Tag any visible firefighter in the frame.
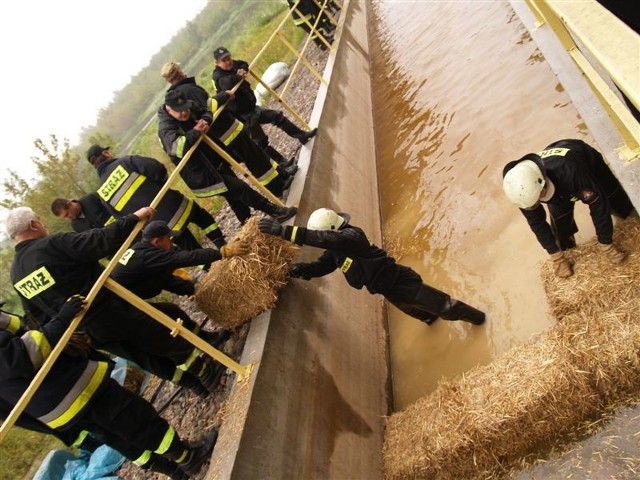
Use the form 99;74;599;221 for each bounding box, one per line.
160;62;297;198
86;144;226;251
50;193;115;232
6;206;225;395
502;138;635;278
111;220;249;351
210;48;317;165
258;208;486;325
286;0;336;49
0;295;217;479
157;88;297;224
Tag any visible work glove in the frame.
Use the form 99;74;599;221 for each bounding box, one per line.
598;242;626;264
289;264;310;280
56;295;86;324
220;239;250;258
258;218;284;237
172;267;193;282
64;332;92;358
549;251;573;278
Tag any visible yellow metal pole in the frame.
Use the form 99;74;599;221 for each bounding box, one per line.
200;134;285;207
104;278;252;379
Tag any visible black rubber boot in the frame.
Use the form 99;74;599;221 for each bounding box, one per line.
198;329;233;349
178;430;219;476
295;127;318;145
440;299;485;325
199;359;226;393
264;145;294;168
146;455;189;480
277;117;318;145
177;373;209;398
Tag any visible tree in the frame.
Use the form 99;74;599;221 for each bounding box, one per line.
1;135;98;231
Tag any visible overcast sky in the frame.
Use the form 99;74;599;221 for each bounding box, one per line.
0;0;208;191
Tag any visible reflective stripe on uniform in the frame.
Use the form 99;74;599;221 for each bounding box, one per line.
176;348;201;374
98;166;146;212
192;182;228;198
219;120;244;145
172;136;188;158
292;13;312;25
111;175;146;212
167;198;193;232
155;426;177;455
202;222;220;236
40;361;109;429
257;167;279;186
72;430;90;448
133;450;153;467
21;330;51;369
0;312;21;334
289;226;299;243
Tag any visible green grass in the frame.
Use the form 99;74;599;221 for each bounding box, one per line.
2;427;69;479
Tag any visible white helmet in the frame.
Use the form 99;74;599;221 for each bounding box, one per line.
503;160;545;209
307;208;349;231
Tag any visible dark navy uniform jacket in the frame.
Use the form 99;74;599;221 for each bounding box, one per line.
280;223;399;295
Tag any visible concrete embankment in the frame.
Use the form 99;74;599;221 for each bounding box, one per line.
208;1;390;478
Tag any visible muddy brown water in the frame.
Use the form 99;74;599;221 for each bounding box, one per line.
368;0;639;476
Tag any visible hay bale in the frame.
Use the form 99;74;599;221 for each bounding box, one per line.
195;216;299;328
382;217;640;479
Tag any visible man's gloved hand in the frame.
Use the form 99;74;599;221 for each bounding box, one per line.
64;332;92;358
288;264;310;280
57;295;86;324
598;242;626;264
549;251;573;278
220;239;250;258
258;218;283;236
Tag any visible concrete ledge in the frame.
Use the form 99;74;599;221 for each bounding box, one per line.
510;1;640;211
207;1;391;478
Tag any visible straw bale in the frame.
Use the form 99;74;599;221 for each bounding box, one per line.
382;217;640;479
195;216;299;328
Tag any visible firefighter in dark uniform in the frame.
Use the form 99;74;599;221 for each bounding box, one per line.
1;306;107;455
160;63;296;198
258;208;486;325
111;220;248;354
157;88;297;224
50;193;115;232
6;206;224;396
87;144;226;251
286;0;336;49
0;296;217;478
210;48;317;166
502;138;635;278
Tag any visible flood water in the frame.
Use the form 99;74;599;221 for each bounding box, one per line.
367;0;639;476
368;0;592;411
